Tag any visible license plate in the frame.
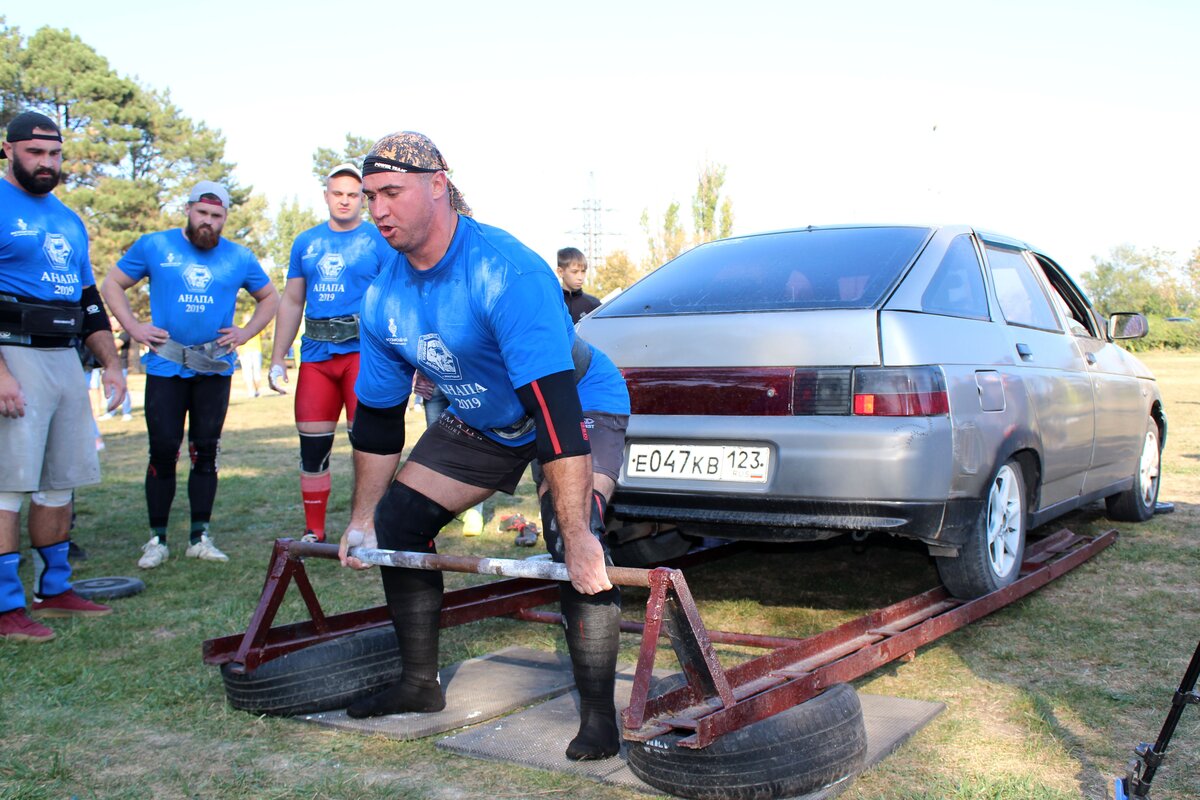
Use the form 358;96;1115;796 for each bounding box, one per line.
625;443;770;483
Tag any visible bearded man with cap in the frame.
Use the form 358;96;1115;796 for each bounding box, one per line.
268;163;390;544
338;131;630;761
101;181;279;569
0;111;126;642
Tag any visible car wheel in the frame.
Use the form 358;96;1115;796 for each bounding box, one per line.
1105;418;1161;523
220;626;403;717
936;459;1027;600
627;682;866;800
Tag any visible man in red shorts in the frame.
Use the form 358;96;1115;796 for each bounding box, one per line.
269;164;391;542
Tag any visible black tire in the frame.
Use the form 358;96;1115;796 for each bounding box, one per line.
1105;418;1162;523
936;458;1027;600
221;626;402;717
609;530;693;568
627;682;866;800
71;576;145;600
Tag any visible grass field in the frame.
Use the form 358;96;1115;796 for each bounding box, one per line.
1;353;1198;799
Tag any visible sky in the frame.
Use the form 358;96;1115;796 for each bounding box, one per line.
5;0;1199;278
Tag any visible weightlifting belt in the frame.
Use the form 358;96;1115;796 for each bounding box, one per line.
305;314;359;343
155;338;232;374
489;336;595;441
0;294;83;346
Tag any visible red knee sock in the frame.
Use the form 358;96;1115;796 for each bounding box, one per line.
300;472;332;537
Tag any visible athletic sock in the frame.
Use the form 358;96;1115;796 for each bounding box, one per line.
33;541;72;599
0;552;23;614
189;521;209;545
300;472;331;538
151;526;168;545
347;565;446;718
560;583;623;760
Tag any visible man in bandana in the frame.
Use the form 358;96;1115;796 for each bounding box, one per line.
0;111;126;642
101;181;279;569
340;131;630;761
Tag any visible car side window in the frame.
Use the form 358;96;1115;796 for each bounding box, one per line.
986;245;1059;331
1032;254;1099;338
920;235;989;319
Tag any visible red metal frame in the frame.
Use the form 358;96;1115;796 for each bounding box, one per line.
203;528;1115;749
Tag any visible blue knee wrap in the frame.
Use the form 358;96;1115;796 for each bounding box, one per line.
35;541;72;598
1;552;24;613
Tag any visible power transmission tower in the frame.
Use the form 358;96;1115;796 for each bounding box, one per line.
569;172;618;267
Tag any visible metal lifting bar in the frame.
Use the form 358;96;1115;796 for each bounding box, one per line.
203;528;1116;749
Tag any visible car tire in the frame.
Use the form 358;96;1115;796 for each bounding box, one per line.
627;682;866;800
609;529;694;568
936;459;1027;600
220;626;402;717
1105;418;1162;523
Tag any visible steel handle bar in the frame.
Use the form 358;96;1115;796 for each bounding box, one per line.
285;540;654;588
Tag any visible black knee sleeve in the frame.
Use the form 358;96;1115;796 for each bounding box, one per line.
374;483;456;554
541;489;610;564
147;440;181;480
188;438;221;475
299;432;335;474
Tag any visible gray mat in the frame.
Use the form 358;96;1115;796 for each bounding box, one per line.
438;675;944;798
298;646;576;739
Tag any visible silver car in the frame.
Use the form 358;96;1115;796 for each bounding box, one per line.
578;224;1165;599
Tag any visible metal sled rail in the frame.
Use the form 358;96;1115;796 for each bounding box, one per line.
202;528;1115;749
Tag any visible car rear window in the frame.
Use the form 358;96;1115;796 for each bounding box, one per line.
596;226;931;316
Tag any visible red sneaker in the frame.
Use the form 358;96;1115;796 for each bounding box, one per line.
0;608;56;642
31;589;112;618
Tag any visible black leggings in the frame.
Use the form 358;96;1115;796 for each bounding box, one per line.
143;374;231;529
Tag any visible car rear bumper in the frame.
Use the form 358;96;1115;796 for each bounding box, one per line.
611;491;985;549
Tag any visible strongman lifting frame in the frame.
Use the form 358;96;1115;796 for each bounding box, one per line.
203;528;1116;748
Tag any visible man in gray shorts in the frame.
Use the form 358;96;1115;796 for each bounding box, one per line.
339;131;631;761
1;111;126;642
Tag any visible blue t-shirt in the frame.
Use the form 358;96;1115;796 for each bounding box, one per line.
0;180;94;303
287;221;390;362
116;229;271;378
356;216;629;447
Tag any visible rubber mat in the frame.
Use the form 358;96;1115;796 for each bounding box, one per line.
297;646;576;740
438;679;944;798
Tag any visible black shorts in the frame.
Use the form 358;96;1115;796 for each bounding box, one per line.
408;410;628;494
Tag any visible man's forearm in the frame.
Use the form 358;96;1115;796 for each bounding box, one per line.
84;329;120;371
271;291;304;363
542;453;595;543
350;448;402;528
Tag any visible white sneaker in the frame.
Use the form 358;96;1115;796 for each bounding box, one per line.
186;533;229;562
138;536;169;569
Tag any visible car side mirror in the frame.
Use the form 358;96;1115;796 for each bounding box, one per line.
1108;312;1149;340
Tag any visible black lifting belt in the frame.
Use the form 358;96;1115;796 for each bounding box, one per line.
0;293;83;346
305;314;360;343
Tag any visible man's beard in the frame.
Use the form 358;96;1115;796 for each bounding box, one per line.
11;156;60;194
186;219;220;250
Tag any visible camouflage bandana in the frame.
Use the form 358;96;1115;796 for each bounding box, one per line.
363;131;472;217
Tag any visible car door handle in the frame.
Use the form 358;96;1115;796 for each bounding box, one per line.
1015;343;1033;360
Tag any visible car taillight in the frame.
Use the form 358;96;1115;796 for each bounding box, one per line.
852;366;948;416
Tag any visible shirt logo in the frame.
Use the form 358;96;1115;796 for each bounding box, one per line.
317;253;346;281
10;218;37;238
161;252;180;267
183;264;214;293
418;333;461;381
305;242;317;257
17;219;27;231
42;234;72;271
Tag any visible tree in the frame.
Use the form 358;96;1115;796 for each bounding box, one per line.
0;20;270;308
312;133;374;183
641;162;734;271
590;250;647;298
1082;245;1194;317
265;197;321;272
